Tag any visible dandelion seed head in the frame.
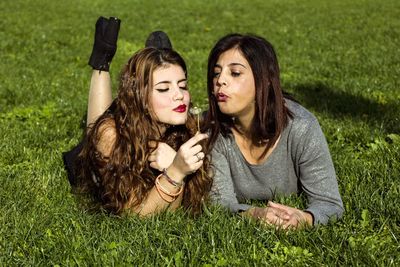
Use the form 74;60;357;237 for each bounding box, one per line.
190;106;202;115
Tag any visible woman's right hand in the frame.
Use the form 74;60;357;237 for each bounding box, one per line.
166;132;208;181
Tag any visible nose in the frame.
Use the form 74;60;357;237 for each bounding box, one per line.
215;72;227;88
173;85;184;100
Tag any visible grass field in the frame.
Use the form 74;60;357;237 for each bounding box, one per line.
1;0;399;265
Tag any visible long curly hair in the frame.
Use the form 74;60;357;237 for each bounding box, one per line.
76;47;212;215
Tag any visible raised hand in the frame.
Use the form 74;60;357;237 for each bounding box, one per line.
148;142;177;171
166;132;208;181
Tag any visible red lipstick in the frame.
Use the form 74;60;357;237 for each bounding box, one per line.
173;104;187;113
216;93;228;102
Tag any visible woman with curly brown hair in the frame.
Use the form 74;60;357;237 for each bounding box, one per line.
63;17;211;216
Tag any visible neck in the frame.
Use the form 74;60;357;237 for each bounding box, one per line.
233;112;253;139
231;100;256;139
157;123;167;137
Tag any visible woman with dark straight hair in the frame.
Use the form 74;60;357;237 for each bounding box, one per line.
205;33;343;228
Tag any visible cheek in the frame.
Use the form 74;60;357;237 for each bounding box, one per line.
241;78;255;95
183;91;190;103
151;96;170;112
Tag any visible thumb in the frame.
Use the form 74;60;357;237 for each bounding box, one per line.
149;162;161;171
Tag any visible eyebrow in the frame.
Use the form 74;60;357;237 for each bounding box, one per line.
154;78;187;86
214;63;247;69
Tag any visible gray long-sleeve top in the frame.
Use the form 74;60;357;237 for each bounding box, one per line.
210;99;344;225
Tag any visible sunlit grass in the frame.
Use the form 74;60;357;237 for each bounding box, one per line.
1;0;399;265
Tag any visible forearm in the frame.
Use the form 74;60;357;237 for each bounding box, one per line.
136;183;184;216
296;117;344;224
87;71;113;126
136;168;186;216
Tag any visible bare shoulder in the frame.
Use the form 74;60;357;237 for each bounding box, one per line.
96;118;117;158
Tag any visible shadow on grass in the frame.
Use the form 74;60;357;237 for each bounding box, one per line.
288;82;399;134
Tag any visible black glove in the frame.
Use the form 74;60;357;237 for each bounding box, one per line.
88;16;121;71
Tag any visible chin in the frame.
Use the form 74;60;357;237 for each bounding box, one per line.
218;107;235;116
164;118;187;126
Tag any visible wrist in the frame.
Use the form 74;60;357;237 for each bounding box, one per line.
242;207;260;219
303;211;314;226
162;168;184;187
165;166;185;183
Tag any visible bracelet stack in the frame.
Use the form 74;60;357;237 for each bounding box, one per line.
155;170;184;203
162;168;183;187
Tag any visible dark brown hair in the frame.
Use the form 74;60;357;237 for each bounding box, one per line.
204;33;292;159
77;47;212;214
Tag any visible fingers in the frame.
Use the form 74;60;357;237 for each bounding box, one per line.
252;204;309;230
267;202;290;219
191;159;204;172
281;215;304;230
191;144;203;155
168;133;208;177
266;214;285;226
148;154;156;162
177;133;207;163
268;202;293;216
196;152;205;161
267;201;288;210
149;161;162;171
190;152;205;169
148;142;177;171
268;207;289;225
182;133;208;149
187;151;204;164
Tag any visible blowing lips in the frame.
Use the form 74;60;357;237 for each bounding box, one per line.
173;104;187;113
216;92;228;102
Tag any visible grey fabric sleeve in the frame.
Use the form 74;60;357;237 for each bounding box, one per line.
294;118;344;225
209;141;252;213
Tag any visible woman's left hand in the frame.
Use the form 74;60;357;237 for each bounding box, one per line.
267;201;313;229
148;142;177;171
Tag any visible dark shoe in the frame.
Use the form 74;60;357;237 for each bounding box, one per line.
62;141;84;187
145;31;172;49
88;16;121;71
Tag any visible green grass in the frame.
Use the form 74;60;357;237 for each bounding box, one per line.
1;0;399;265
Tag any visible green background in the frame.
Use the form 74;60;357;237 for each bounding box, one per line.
1;0;399;265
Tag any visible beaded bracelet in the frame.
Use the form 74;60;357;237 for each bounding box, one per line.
162;168;184;187
155;173;184;197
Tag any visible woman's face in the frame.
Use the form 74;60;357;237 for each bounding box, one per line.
212;48;256;119
150;64;190;126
